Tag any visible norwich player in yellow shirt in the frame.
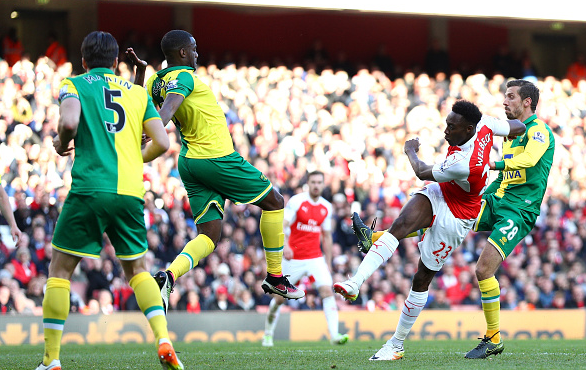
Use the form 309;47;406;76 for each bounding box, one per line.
35;31;182;370
127;30;304;314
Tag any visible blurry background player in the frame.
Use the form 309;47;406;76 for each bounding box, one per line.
126;30;303;313
335;101;525;361
262;171;349;347
465;79;555;359
35;31;182;370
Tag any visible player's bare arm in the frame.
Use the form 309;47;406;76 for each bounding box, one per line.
489;119;527;170
54;97;80;156
158;93;185;127
142;118;170;162
506;119;526;138
404;138;434;181
125;47;147;86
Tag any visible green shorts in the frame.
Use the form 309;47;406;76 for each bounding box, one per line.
52;192;147;260
178;152;273;224
475;193;537;259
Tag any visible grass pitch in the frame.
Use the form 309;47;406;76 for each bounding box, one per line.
7;339;586;370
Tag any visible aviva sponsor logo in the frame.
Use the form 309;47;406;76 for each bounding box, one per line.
502;169;526;184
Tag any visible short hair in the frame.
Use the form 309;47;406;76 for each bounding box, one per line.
506;79;540;112
81;31;118;69
451;100;482;126
307;170;324;180
161;30;194;58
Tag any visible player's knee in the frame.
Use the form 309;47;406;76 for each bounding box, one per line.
260;189;284;210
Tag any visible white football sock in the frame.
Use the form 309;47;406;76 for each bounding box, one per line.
264;298;282;336
352;232;399;286
322;295;339;338
391;289;428;346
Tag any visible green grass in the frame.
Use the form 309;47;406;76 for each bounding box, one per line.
7;339;586;370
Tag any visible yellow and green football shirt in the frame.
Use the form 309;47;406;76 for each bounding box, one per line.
485;114;555;214
145;66;234;159
58;68;160;199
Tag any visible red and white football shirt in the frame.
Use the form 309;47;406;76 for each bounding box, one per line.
433;115;511;219
285;192;333;260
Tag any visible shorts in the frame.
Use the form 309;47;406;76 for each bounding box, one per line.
475;193;537;259
178;152;273;224
52;192;147;260
282;257;332;288
414;183;476;271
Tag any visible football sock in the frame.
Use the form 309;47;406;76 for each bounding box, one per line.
352;232;398;285
260;209;285;276
42;277;70;365
264;298;282;336
322;296;340;338
371;229;425;244
391;289;428;346
167;234;215;280
130;271;169;346
479;276;501;343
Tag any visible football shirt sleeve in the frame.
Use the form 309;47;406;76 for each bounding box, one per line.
497;125;550;171
432;153;468;183
481;115;511;137
143;94;161;124
322;201;333;232
165;71;195;98
57;79;79;104
284;194;301;224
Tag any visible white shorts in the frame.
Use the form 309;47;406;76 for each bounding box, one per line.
282;256;333;288
414;182;476;271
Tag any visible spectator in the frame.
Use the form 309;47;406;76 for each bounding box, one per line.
565;53;586;87
11;246;37;288
2;28;23;67
428;290;451;310
207;285;240;311
424;39;450;77
44;33;67;67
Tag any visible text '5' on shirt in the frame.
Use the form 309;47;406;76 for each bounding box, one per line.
58;68;161;199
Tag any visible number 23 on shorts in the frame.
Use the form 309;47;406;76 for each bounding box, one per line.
432;242;453;264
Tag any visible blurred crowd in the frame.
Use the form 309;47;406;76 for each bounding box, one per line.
1;45;585;317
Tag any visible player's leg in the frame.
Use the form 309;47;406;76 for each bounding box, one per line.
156;156;222;304
352;214;425;253
312;257;348;345
263;258;303;346
38;193;103;370
466;199;534;359
37;249;81;370
263;294;285;347
108;194;183;369
256;189;286;278
373;259;436;361
121;258;183;369
335;190;433;301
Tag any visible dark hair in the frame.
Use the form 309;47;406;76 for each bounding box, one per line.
451;100;482;126
81;31;118;69
161;30;194;59
307;170;324;180
506;79;539;112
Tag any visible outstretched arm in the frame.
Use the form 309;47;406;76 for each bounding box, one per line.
405;138;434;181
126;47;147;87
